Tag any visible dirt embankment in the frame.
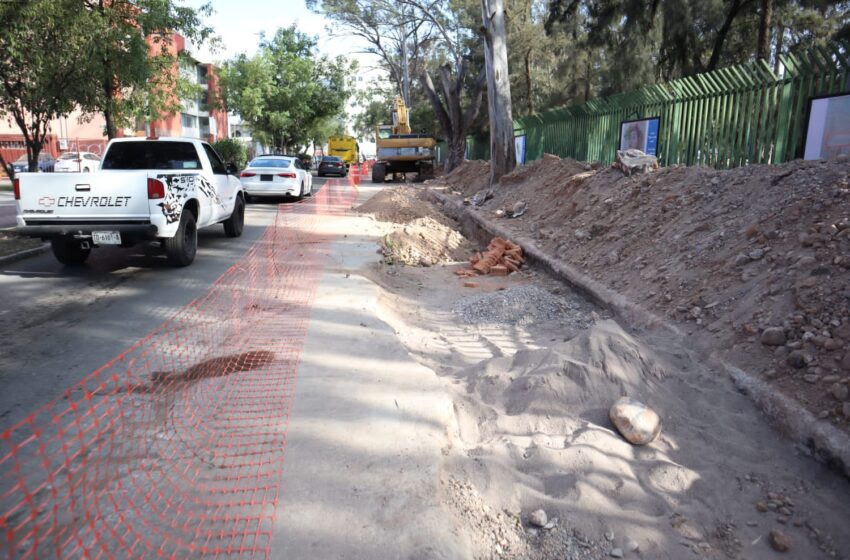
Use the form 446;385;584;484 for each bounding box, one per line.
433;156;850;431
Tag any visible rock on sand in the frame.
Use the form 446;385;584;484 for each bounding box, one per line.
609;397;662;445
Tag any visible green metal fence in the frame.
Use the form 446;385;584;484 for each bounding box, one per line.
460;43;850;169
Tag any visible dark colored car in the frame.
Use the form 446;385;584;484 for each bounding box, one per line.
317;156;347;177
9;153;56;174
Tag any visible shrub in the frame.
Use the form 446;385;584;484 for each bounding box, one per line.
212;138;248;169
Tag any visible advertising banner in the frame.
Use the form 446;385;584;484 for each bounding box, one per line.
619;117;660;156
514;134;527;165
804;93;850;160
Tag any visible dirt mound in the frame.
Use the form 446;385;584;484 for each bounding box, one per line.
357;186;474;267
355;185;454;227
380;217;469;266
456;156;850;431
434;160;490;196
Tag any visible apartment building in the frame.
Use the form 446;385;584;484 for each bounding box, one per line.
1;32;228;172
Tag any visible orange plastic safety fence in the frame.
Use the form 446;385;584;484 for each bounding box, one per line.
0;180;357;558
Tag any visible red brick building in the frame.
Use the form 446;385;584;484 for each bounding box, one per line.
0;32;228;175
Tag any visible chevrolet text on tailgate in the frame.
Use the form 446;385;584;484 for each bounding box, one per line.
15;137;246;266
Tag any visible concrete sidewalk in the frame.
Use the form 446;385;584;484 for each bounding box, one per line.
270;187;466;559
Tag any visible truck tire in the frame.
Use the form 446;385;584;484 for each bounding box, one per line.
372;163;386;183
165;210;197;266
50;237;90;266
223;196;245;237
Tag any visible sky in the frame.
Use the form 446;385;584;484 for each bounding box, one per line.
185;0;378;70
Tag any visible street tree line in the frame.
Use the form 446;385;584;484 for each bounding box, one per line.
312;0;850;184
0;0;354;176
0;0;215;175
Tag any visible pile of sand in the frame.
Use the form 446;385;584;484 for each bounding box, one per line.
434;154;850;431
357;186;474;267
380;217;468;266
372;260;850;558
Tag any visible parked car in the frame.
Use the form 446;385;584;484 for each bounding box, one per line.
317;155;347;177
240;155;312;201
55;151;101;173
15;137;245;267
9;153;56;174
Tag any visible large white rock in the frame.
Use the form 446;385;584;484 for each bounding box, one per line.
609;397;662;445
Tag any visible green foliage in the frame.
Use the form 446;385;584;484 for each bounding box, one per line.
77;0;216;137
0;0;101;172
221;26;356;152
212;139;248;169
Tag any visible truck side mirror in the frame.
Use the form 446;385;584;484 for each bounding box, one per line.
226;163;238;175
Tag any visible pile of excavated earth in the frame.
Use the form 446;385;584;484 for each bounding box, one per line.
432;155;850;432
356;179;850;559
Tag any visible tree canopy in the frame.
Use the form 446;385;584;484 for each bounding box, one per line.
220;27;356;153
0;0;99;172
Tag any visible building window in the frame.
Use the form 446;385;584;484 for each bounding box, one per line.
181;113;198;129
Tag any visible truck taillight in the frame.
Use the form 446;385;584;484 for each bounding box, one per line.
147;177;165;199
240;172;256;177
13;178;20;200
277;172;296;178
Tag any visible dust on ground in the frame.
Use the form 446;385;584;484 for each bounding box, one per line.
358;187;850;559
432;157;850;433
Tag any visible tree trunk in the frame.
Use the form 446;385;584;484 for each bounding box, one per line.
706;0;744;72
421;65;486;174
399;16;412;107
773;18;784;73
103;72;118;139
525;48;534;115
757;0;774;61
481;0;516;185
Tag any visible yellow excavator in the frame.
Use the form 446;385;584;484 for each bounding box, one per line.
372;96;436;183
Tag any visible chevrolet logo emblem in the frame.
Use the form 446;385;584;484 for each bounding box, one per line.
38;196;55;207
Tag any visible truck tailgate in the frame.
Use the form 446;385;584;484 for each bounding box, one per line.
17;171;151;223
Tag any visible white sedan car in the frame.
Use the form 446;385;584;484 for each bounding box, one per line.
55;151;101;173
239;155;312;200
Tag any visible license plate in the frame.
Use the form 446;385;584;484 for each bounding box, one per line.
92;231;121;245
260;174;273;181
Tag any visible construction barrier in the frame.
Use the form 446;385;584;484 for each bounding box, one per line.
0;180;357;558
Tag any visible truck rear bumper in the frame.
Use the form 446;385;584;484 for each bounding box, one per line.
17;223;158;239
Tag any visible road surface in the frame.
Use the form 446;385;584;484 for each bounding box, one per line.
0;174;463;558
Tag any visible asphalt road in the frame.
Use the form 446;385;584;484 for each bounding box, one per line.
0;177;329;428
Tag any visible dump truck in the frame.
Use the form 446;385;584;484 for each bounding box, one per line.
327;135;360;168
372;96;436;183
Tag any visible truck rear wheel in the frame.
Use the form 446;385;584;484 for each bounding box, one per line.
50;237;90;266
165;210;197;267
372;163;386;183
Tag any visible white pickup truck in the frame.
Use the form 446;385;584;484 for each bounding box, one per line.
15;137;245;266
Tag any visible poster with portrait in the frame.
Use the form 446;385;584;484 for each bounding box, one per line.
619;117;660;156
804;93;850;160
514;134;527;165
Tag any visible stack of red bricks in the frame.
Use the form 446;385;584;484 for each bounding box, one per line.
467;237;524;276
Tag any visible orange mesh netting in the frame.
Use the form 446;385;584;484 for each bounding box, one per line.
0;177;358;558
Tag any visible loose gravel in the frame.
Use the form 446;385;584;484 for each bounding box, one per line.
452;285;594;327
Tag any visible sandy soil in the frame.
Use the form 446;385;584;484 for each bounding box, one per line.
430;157;850;434
355;186;850;559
